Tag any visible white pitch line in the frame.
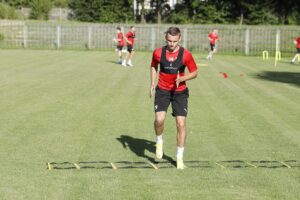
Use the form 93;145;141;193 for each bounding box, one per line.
47;163;52;170
148;161;158;170
197;63;208;66
246;162;257;168
281;161;291;169
215;162;226;169
74;163;81;170
110;162;117;170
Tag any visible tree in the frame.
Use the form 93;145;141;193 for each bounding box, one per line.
53;0;69;8
0;2;20;19
3;0;31;8
150;0;170;24
135;0;146;23
226;0;278;25
69;0;133;23
167;0;231;24
29;0;52;20
271;0;299;24
0;33;4;42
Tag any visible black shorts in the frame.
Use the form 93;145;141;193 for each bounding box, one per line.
116;45;123;51
154;87;189;117
127;45;134;53
297;48;300;53
210;43;216;51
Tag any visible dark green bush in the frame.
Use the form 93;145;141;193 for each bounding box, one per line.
0;33;4;42
29;0;52;20
0;2;19;19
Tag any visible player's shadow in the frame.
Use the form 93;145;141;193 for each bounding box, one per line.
116;135;176;166
107;60;121;65
256;71;300;87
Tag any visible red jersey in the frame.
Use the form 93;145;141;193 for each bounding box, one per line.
118;32;124;46
126;31;135;46
151;46;197;92
208;32;219;45
295;37;300;48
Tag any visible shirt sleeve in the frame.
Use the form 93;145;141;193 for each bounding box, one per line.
151;49;159;69
183;50;197;73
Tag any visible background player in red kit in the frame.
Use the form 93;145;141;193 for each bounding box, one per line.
291;36;300;64
122;26;136;67
150;27;198;169
113;26;124;64
207;29;219;60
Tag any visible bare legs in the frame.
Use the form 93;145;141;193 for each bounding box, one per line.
123;51;135;66
154;112;187;169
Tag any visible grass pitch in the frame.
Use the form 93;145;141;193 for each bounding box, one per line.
0;49;299;200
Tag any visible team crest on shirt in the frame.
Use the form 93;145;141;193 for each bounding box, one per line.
155;105;158;110
168;57;177;62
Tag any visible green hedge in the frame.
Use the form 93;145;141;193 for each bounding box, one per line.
0;33;4;42
0;3;19;19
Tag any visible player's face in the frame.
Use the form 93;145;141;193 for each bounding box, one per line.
165;33;181;52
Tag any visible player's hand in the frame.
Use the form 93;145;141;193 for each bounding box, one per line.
150;86;155;98
176;72;181;88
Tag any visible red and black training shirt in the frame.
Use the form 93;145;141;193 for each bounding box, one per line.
208;32;219;45
118;32;124;46
126;31;135;46
295;37;300;49
151;46;197;92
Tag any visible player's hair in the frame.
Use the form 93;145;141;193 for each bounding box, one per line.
165;27;181;37
130;26;135;29
116;26;121;31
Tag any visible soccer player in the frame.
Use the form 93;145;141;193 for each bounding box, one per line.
207;29;219;60
113;27;124;64
122;26;136;67
150;27;198;169
291;35;300;64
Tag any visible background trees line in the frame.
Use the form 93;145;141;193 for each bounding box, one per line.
0;0;299;25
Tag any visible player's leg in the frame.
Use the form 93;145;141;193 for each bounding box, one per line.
122;46;132;66
207;44;214;60
291;49;299;63
176;116;187;147
154;111;166;159
122;51;129;66
154;88;170;159
210;44;217;58
175;116;187;169
117;49;122;64
172;89;189;169
127;47;135;66
213;44;218;54
118;46;123;64
291;54;298;63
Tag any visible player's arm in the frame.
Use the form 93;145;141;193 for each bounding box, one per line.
150;51;159;98
176;70;197;87
208;34;212;42
178;70;197;82
124;34;132;45
150;66;157;98
294;39;297;45
176;51;198;85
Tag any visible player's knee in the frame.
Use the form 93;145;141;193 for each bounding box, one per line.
176;120;185;129
154;118;164;127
